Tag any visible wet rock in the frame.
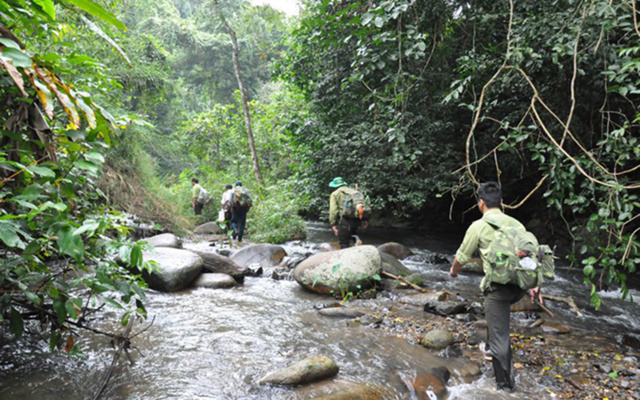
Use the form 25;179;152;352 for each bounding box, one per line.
510;297;541;312
541;321;571;334
466;327;488;346
378;242;414;260
379;251;412;277
144;233;182;249
459;361;482;377
421;329;455;349
141;248;203;292
318;307;364;318
293;246;382;295
313;302;341;310
424;301;467;316
316;242;341;252
217;249;232;257
258;355;339;386
596;363;613;374
455;313;473;322
404;273;424;286
231;244;287;269
399;292;446;307
305;381;387;400
622;333;640;349
192;273;236;289
271;269;289;280
191;250;250;282
461;261;483;274
358;314;383;326
413;366;450;400
194;221;224;234
469;302;484;315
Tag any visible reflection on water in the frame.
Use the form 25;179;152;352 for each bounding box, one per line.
0;223;638;400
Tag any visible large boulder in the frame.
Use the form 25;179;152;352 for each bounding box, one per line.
231;244;287;268
141;248;203;292
144;233;182;249
379;251;412;277
191;250;250;281
258;355;339;386
192;273;237;289
377;242;414;260
194;222;224;234
293;246;383;295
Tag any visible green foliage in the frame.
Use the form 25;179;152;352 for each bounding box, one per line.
250;184;307;244
0;0;151;348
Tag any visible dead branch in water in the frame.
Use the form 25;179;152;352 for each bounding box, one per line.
542;294;583;317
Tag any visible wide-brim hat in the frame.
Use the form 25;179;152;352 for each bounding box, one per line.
329;177;347;188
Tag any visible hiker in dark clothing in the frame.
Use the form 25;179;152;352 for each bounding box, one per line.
230;181;252;242
449;182;543;392
328;176;369;249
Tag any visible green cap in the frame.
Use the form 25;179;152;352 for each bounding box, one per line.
329;177;347;188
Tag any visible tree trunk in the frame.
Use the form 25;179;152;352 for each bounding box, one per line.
217;10;264;186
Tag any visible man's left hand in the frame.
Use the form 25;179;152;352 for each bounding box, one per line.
361;221;369;229
529;287;543;305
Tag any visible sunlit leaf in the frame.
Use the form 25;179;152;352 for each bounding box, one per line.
80;15;132;68
64;0;127;31
34;0;56;20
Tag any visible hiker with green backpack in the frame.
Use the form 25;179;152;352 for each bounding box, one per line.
230;180;252;242
449;182;555;392
328;176;371;249
191;178;212;216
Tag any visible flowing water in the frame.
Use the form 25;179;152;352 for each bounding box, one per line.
1;223;639;400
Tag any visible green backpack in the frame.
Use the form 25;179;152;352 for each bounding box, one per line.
484;218;555;291
233;187;252;210
341;187;371;220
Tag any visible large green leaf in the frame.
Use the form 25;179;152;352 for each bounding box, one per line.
80;15;132;67
56;225;84;259
0;220;27;249
62;0;126;31
34;0;56;20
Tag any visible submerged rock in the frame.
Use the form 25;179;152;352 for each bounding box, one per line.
258;355;339;386
510;297;542;312
424;301;467;316
307;381;388;400
318;307;364;318
194;222;224;234
191;250;250;282
421;329;455;349
293;245;382;295
379;251;412;277
141;248;203;292
231;244;287;269
144;233;182;249
399;292;447;307
378;242;414;260
192;273;236;289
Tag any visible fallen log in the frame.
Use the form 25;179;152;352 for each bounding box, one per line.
542;294;583;317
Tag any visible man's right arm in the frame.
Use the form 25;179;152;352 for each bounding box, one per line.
450;222;480;278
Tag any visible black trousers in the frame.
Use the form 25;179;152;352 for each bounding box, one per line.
338;219;361;249
194;202;203;215
484;283;525;390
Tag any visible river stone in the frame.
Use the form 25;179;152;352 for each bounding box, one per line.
459;361;482;378
192;273;236;289
404;272;424;286
191;250;249;281
293;245;382;295
424;301;467;316
413;367;450;400
141;248;203;292
422;329;455;349
258;355;339;386
318;307;364;318
380;251;412;277
378;242;414;260
144;233;182;249
231;244;287;268
399;292;447;307
194;221;224;234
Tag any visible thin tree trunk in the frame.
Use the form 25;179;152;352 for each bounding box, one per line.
216;7;264;185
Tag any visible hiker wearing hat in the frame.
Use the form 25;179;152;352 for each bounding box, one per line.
230;181;252;242
329;177;369;249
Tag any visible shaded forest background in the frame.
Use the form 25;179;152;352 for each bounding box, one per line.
0;0;638;344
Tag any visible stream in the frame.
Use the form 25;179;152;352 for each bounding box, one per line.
0;222;639;399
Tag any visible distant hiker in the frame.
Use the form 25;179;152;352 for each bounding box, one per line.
220;184;234;233
191;178;204;215
328;176;370;249
449;182;553;392
191;177;212;216
230;181;252;242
